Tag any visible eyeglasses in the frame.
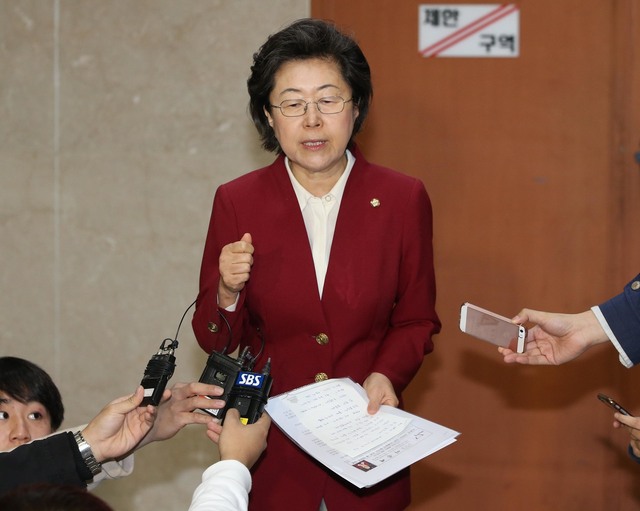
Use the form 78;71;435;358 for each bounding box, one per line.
270;96;353;117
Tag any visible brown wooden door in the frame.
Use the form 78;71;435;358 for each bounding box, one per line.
312;1;640;509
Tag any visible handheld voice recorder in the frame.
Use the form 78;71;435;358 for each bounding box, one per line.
140;338;178;406
138;299;195;406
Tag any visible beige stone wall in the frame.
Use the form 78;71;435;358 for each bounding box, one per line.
0;1;308;509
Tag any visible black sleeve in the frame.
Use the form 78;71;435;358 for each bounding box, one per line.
628;444;640;465
0;432;90;496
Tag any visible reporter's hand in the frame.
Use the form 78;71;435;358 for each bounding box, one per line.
498;309;609;365
363;372;398;414
82;386;156;462
138;382;225;448
206;408;270;469
613;413;640;458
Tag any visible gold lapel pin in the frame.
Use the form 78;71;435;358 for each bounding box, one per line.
370;198;380;208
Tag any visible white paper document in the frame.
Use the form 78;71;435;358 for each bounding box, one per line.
264;378;460;488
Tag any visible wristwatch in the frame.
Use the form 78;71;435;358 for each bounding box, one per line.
73;431;102;477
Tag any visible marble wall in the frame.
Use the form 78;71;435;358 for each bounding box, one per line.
0;1;309;509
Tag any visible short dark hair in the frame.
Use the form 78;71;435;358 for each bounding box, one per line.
0;357;64;431
247;18;373;153
0;483;114;511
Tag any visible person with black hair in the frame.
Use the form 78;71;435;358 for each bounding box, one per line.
0;356;226;488
0;386;156;496
0;483;115;511
0;356;64;451
0;386;270;511
193;18;440;511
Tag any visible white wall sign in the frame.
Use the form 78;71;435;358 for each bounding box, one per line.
419;4;520;58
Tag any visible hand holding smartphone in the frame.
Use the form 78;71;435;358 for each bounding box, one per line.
459;302;527;353
597;393;632;416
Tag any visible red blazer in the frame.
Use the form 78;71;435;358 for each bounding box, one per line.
193;146;440;511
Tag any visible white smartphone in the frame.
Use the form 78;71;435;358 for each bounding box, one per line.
459;302;526;353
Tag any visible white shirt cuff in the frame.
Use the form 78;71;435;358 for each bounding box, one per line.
591;305;634;368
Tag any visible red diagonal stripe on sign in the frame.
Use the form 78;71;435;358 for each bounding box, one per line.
420;4;519;58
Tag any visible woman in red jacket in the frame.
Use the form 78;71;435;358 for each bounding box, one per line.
192;18;441;511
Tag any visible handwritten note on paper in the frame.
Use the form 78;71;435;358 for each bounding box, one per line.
281;379;410;458
266;378;460;488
